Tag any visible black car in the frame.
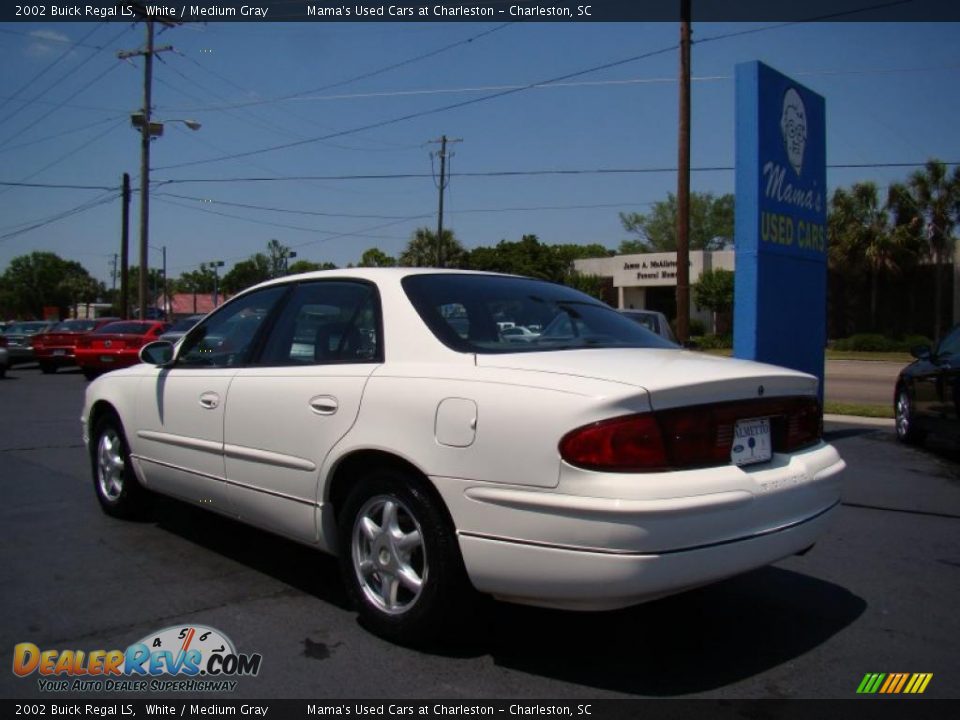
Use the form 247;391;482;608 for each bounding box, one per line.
895;325;960;444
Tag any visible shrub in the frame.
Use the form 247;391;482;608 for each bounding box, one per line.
688;318;707;337
831;334;932;353
692;333;733;350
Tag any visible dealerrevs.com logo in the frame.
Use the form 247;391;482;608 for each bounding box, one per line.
12;625;262;693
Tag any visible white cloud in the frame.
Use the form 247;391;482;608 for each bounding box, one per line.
26;30;71;58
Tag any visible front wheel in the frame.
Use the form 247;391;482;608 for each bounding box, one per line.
91;414;149;518
895;386;925;445
337;470;472;645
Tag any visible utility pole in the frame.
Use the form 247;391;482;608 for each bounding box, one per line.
161;245;167;319
428;135;461;267
675;0;692;343
120;172;131;319
110;254;118;291
118;18;174;320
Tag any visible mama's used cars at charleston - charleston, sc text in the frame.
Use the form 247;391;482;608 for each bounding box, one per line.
82;269;845;644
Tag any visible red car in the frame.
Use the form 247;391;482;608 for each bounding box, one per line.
75;321;168;380
33;317;120;374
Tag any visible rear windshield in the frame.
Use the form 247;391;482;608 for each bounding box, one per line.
51;320;98;332
94;322;154;335
402;274;677;354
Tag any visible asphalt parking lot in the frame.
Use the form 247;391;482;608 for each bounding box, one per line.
1;365;958;700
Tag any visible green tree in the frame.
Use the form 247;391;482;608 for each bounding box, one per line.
222;254;271;295
827;182;920;331
399;227;466;268
619;192;734;252
0;251;99;318
176;265;217;294
266;238;296;277
359;247;397;267
288;259;336;274
693;268;734;334
887;159;960;340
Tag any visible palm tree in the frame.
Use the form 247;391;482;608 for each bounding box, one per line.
399;227;466;268
829;182;909;330
888;159;960;340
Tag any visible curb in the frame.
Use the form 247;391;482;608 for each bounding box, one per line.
824;414;894;427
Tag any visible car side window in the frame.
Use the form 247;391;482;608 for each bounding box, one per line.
936;326;960;359
177;286;287;368
259;281;382;366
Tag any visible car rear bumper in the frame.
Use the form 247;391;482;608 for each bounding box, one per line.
75;350;139;370
457;502;836;610
433;441;844;610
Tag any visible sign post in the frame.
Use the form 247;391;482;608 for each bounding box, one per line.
733;61;828;403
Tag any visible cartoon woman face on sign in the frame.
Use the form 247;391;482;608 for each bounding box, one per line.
780;87;807;177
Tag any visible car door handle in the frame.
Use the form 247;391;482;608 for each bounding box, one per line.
309;395;338;415
199;392;220;410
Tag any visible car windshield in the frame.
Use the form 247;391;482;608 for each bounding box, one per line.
402;274;676;353
51;320;98;332
166;316;202;333
94;322;153;335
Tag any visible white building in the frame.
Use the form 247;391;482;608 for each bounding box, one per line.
574;250;735;328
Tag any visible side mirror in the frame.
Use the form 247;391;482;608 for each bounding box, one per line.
140;340;175;367
910;344;932;361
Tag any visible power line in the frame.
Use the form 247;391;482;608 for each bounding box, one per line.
0;119;126;199
0;24;105;116
0;115;128;155
0;24;131;142
0;191;117;243
153;196;425;239
185;23;514;114
151;161;960;186
0;181;118;190
153;42;681;172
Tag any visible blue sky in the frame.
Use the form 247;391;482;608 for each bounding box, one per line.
0;19;958;287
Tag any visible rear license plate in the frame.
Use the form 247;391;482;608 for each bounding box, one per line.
731;417;772;466
53;349;66;356
100;355;114;363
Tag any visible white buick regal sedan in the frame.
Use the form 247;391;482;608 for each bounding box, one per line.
82;269;845;643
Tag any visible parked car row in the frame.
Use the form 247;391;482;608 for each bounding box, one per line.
0;316;203;380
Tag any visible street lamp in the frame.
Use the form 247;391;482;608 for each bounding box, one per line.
131;103;201;320
209;261;225;307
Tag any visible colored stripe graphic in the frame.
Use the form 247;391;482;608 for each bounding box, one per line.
857;673;932;694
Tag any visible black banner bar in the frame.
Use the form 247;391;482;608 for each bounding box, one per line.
2;700;958;720
3;0;960;23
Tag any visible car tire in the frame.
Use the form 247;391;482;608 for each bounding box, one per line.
39;361;56;374
0;364;6;379
337;469;473;646
895;385;925;445
83;369;99;381
90;413;150;519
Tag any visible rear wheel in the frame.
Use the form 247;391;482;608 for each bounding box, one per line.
895;385;925;445
83;369;99;381
91;414;149;518
337;469;472;645
39;361;56;374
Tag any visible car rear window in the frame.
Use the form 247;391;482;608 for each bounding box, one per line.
94;322;153;335
402;274;676;354
52;320;98;332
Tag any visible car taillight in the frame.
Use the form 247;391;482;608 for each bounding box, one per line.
559;396;822;473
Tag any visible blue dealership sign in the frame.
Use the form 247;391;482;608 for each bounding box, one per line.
733;61;827;402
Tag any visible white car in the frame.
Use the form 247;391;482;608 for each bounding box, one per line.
82;269;844;644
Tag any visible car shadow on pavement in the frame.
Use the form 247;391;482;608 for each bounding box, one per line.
144;496;863;696
148;495;351;611
469;566;865;696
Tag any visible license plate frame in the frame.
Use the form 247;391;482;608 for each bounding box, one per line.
731;417;772;466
